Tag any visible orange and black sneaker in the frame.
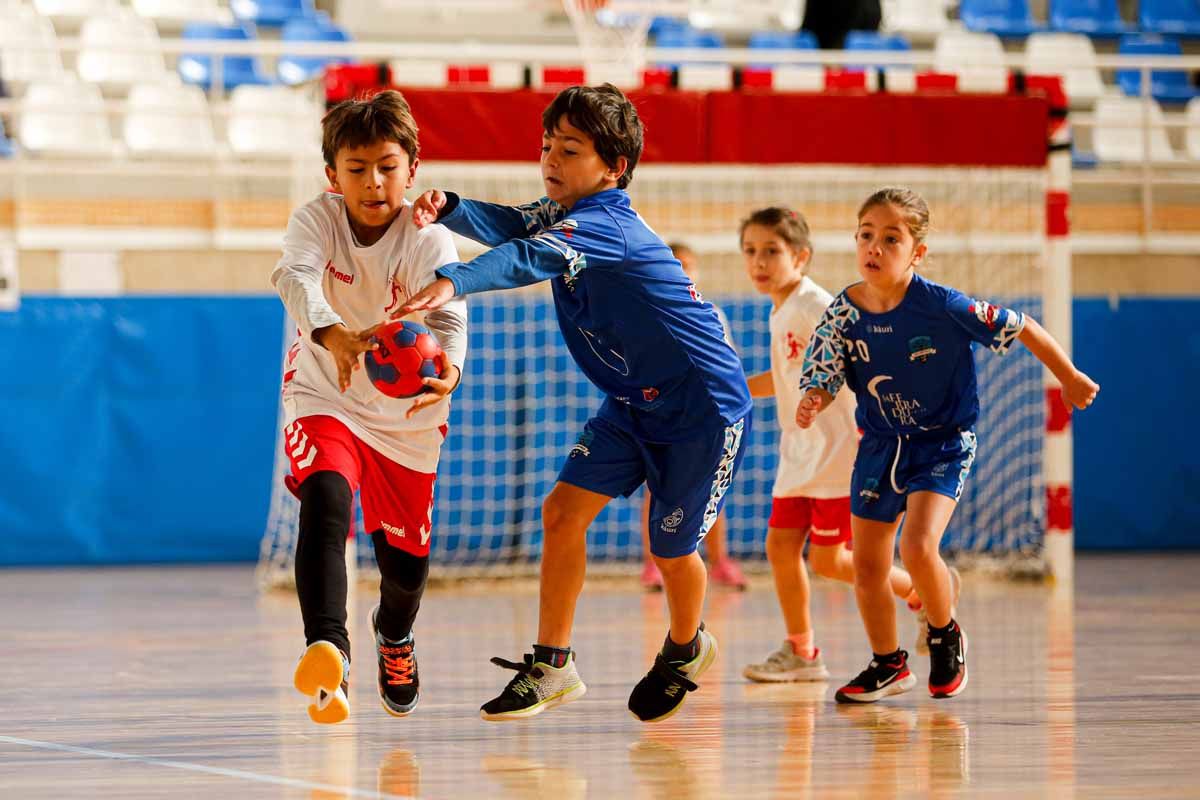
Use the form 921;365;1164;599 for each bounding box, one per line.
371;605;419;716
294;641;350;724
834;649;917;704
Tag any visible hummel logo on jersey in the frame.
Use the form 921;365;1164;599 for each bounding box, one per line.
325;261;354;285
381;521;405;539
286;421;318;469
661;507;684;534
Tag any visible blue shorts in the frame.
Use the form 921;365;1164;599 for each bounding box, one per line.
559;412;751;558
850;430;978;523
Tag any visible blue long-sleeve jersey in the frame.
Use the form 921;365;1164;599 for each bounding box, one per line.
434;188;751;442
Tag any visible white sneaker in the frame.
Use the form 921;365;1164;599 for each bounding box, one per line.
743;642;830;682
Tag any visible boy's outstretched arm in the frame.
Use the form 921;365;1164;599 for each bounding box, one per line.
412;190;560;247
1018;316;1099;410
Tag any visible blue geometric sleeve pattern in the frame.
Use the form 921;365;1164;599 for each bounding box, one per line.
799;294;859;397
945;289;1026;355
517;196;566;233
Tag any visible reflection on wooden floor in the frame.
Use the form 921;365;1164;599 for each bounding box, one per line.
2;554;1198;798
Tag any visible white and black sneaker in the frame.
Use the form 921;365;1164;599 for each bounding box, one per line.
834;650;917;704
480;652;587;721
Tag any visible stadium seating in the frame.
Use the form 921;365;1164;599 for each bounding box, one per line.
277;14;352;85
178;22;272;90
1025;32;1106;106
17;78;114;156
960;0;1041;37
77;8;168;91
0;5;66;87
230;0;315;28
1093;95;1179;161
1186;97;1200;158
227;84;320;157
743;29;821;91
32;0;118;29
1139;0;1200;37
883;0;952;38
1116;34;1199;104
123;80;216;158
1048;0;1131;37
130;0;232;29
934;30;1010;93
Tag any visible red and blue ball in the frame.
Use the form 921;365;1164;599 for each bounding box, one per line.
365;320;446;399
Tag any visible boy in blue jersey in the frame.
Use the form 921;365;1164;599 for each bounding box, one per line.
797;187;1098;704
397;84;752;722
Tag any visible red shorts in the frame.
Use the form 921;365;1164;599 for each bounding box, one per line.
283;415;440;556
768;496;853;547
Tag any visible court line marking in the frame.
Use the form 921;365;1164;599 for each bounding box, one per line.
0;735;412;800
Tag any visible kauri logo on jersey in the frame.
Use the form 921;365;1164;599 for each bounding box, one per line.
908;336;937;362
661;507;685;534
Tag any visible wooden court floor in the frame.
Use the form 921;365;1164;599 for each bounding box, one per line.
2;553;1198;799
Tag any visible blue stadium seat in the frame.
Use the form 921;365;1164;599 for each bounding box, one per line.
277;15;351;85
655;26;726;69
960;0;1042;37
1139;0;1200;37
178;22;273;91
745;30;817;68
1116;34;1199;104
845;30;911;71
648;16;688;38
230;0;316;28
1049;0;1130;37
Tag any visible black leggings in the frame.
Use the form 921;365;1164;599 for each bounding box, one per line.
295;471;429;659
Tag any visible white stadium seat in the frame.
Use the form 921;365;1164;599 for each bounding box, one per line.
130;0;233;29
0;6;66;87
123;80;217;158
77;8;168;91
1025;33;1106;108
1093;96;1178;163
18;78;114;156
227;85;321;158
935;30;1009;94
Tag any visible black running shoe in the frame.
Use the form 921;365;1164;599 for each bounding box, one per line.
628;626;718;723
834;650;917;704
928;621;968;699
372;605;419;716
479;652;587;721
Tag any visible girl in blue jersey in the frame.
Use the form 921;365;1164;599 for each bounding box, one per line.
397;84;752;724
797;187;1098;704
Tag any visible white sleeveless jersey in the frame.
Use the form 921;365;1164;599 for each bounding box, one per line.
769;276;859;498
271;192;468;473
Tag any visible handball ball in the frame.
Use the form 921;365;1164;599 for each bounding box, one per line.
365;320;446;398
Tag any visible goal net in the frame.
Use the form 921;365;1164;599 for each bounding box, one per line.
258;110;1058;588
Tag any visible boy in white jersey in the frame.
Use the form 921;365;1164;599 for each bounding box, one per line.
736;207;922;683
271;91;467;723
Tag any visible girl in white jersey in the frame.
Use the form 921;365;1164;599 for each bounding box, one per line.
738;207;923;683
271;91;468;723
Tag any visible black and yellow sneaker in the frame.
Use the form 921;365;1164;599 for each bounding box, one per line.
479;652;587;722
928;621;968;699
294;640;350;724
834;650;917;704
628;626;719;723
371;605;418;716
